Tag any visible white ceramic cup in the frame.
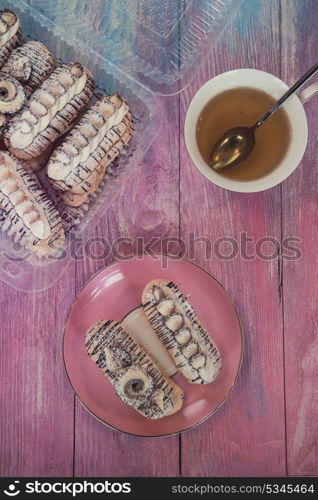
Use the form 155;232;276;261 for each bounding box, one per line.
184;69;318;193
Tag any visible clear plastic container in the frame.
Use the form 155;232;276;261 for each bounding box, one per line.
0;0;243;291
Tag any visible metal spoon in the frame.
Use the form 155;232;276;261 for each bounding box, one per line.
209;61;318;171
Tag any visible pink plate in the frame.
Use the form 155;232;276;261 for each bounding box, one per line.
63;255;243;436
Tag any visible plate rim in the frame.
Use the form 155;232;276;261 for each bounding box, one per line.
62;254;244;437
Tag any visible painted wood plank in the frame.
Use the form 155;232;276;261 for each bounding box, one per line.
179;0;286;476
0;263;76;477
281;0;318;477
73;95;181;477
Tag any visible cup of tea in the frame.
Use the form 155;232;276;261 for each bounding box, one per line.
184;69;318;193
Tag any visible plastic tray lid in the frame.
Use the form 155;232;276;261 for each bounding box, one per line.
21;0;244;96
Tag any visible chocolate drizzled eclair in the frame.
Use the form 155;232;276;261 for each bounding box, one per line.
85;319;184;419
47;94;133;206
0;72;25;114
0;9;21;68
0;151;65;257
1;41;53;95
58;120;132;206
4;62;95;159
142;279;222;384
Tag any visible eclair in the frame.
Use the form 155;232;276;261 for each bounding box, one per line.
0;72;25;114
85;319;184;419
47;94;133;206
142;279;222;384
1;41;53;95
0;9;21;68
59;123;132;207
4;62;95;159
0;151;65;257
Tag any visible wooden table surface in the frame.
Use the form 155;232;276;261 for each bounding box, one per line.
0;0;317;477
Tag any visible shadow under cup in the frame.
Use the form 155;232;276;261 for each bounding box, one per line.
185;69;308;193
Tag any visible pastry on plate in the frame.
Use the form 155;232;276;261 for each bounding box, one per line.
142;279;222;384
85;319;184;419
4;62;95;159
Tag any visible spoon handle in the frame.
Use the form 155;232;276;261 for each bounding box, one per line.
254;60;318;129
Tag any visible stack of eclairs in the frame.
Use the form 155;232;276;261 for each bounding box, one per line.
0;9;133;258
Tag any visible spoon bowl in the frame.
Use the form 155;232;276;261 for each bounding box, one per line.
209;126;255;170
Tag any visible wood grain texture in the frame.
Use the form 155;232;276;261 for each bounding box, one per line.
0;263;76;477
73;95;181;477
179;0;286;476
281;0;318;476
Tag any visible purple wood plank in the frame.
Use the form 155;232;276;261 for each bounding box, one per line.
73;95;181;477
281;0;318;476
179;0;286;476
0;263;76;477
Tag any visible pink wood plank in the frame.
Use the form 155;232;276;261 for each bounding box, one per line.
281;0;318;476
73;95;181;477
179;0;286;476
0;263;76;477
